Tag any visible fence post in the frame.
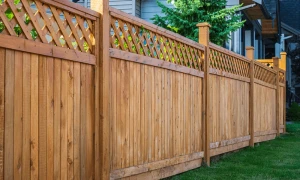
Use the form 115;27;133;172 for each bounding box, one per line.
246;46;255;147
273;57;280;136
280;52;287;71
197;22;211;166
91;0;110;179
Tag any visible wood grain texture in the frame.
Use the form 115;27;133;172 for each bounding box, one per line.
110;58;204;174
0;48;4;179
1;49;95;180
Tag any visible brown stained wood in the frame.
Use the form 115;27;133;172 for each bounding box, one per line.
91;0;110;179
46;57;54;180
110;151;204;179
210;135;251;149
0;0;97;54
129;62;134;167
110;59;117;170
0;6;16;36
20;0;48;43
93;17;101;180
53;58;61;180
40;0;100;19
254;130;277;137
210;141;250;157
49;7;75;50
0;34;96;65
109;7;205;51
0;48;4;179
22;53;31;180
14;51;23;180
209;68;250;82
254;134;276;143
67;62;74;180
63;13;85;52
123;159;202;180
30;54;39;180
80;64;87;179
38;56;47;179
6;0;33;40
61;60;69;180
73;63;81;180
4;50;14;180
85;65;95;179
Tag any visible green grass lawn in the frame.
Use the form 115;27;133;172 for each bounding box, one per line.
168;122;300;180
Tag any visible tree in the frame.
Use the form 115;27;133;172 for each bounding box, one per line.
152;0;245;45
289;40;300;84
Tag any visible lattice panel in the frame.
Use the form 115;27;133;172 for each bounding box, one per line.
279;71;285;84
254;62;277;85
209;44;250;78
0;0;95;54
110;16;204;71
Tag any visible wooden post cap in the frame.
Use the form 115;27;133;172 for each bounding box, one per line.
196;22;211;28
246;46;254;50
280;52;287;55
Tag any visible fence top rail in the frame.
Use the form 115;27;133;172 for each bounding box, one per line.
209;42;251;64
254;61;277;74
109;7;205;51
39;0;100;19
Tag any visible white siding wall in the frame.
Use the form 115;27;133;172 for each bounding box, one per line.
136;0;141;17
141;0;174;22
110;0;134;15
71;0;134;15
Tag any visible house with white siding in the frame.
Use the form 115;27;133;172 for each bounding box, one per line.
71;0;173;21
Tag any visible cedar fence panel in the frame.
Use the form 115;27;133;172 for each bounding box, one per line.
0;0;286;179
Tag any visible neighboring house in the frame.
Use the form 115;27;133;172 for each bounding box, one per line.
226;0;280;59
280;0;300;103
71;0;172;20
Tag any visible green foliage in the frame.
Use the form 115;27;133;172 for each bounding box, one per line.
0;22;4;33
14;24;22;36
5;8;14;20
152;0;245;45
287;102;300;121
14;0;20;5
30;29;38;40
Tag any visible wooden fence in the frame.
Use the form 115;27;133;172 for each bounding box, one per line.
0;0;286;179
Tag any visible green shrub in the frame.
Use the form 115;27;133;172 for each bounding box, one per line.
287;102;300;121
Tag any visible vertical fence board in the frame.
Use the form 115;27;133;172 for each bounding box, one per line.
67;62;74;180
14;51;23;180
80;64;87;179
4;49;14;180
46;57;54;180
22;53;31;180
73;62;81;180
30;54;39;180
53;58;61;180
61;60;69;180
0;48;4;179
38;56;47;179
